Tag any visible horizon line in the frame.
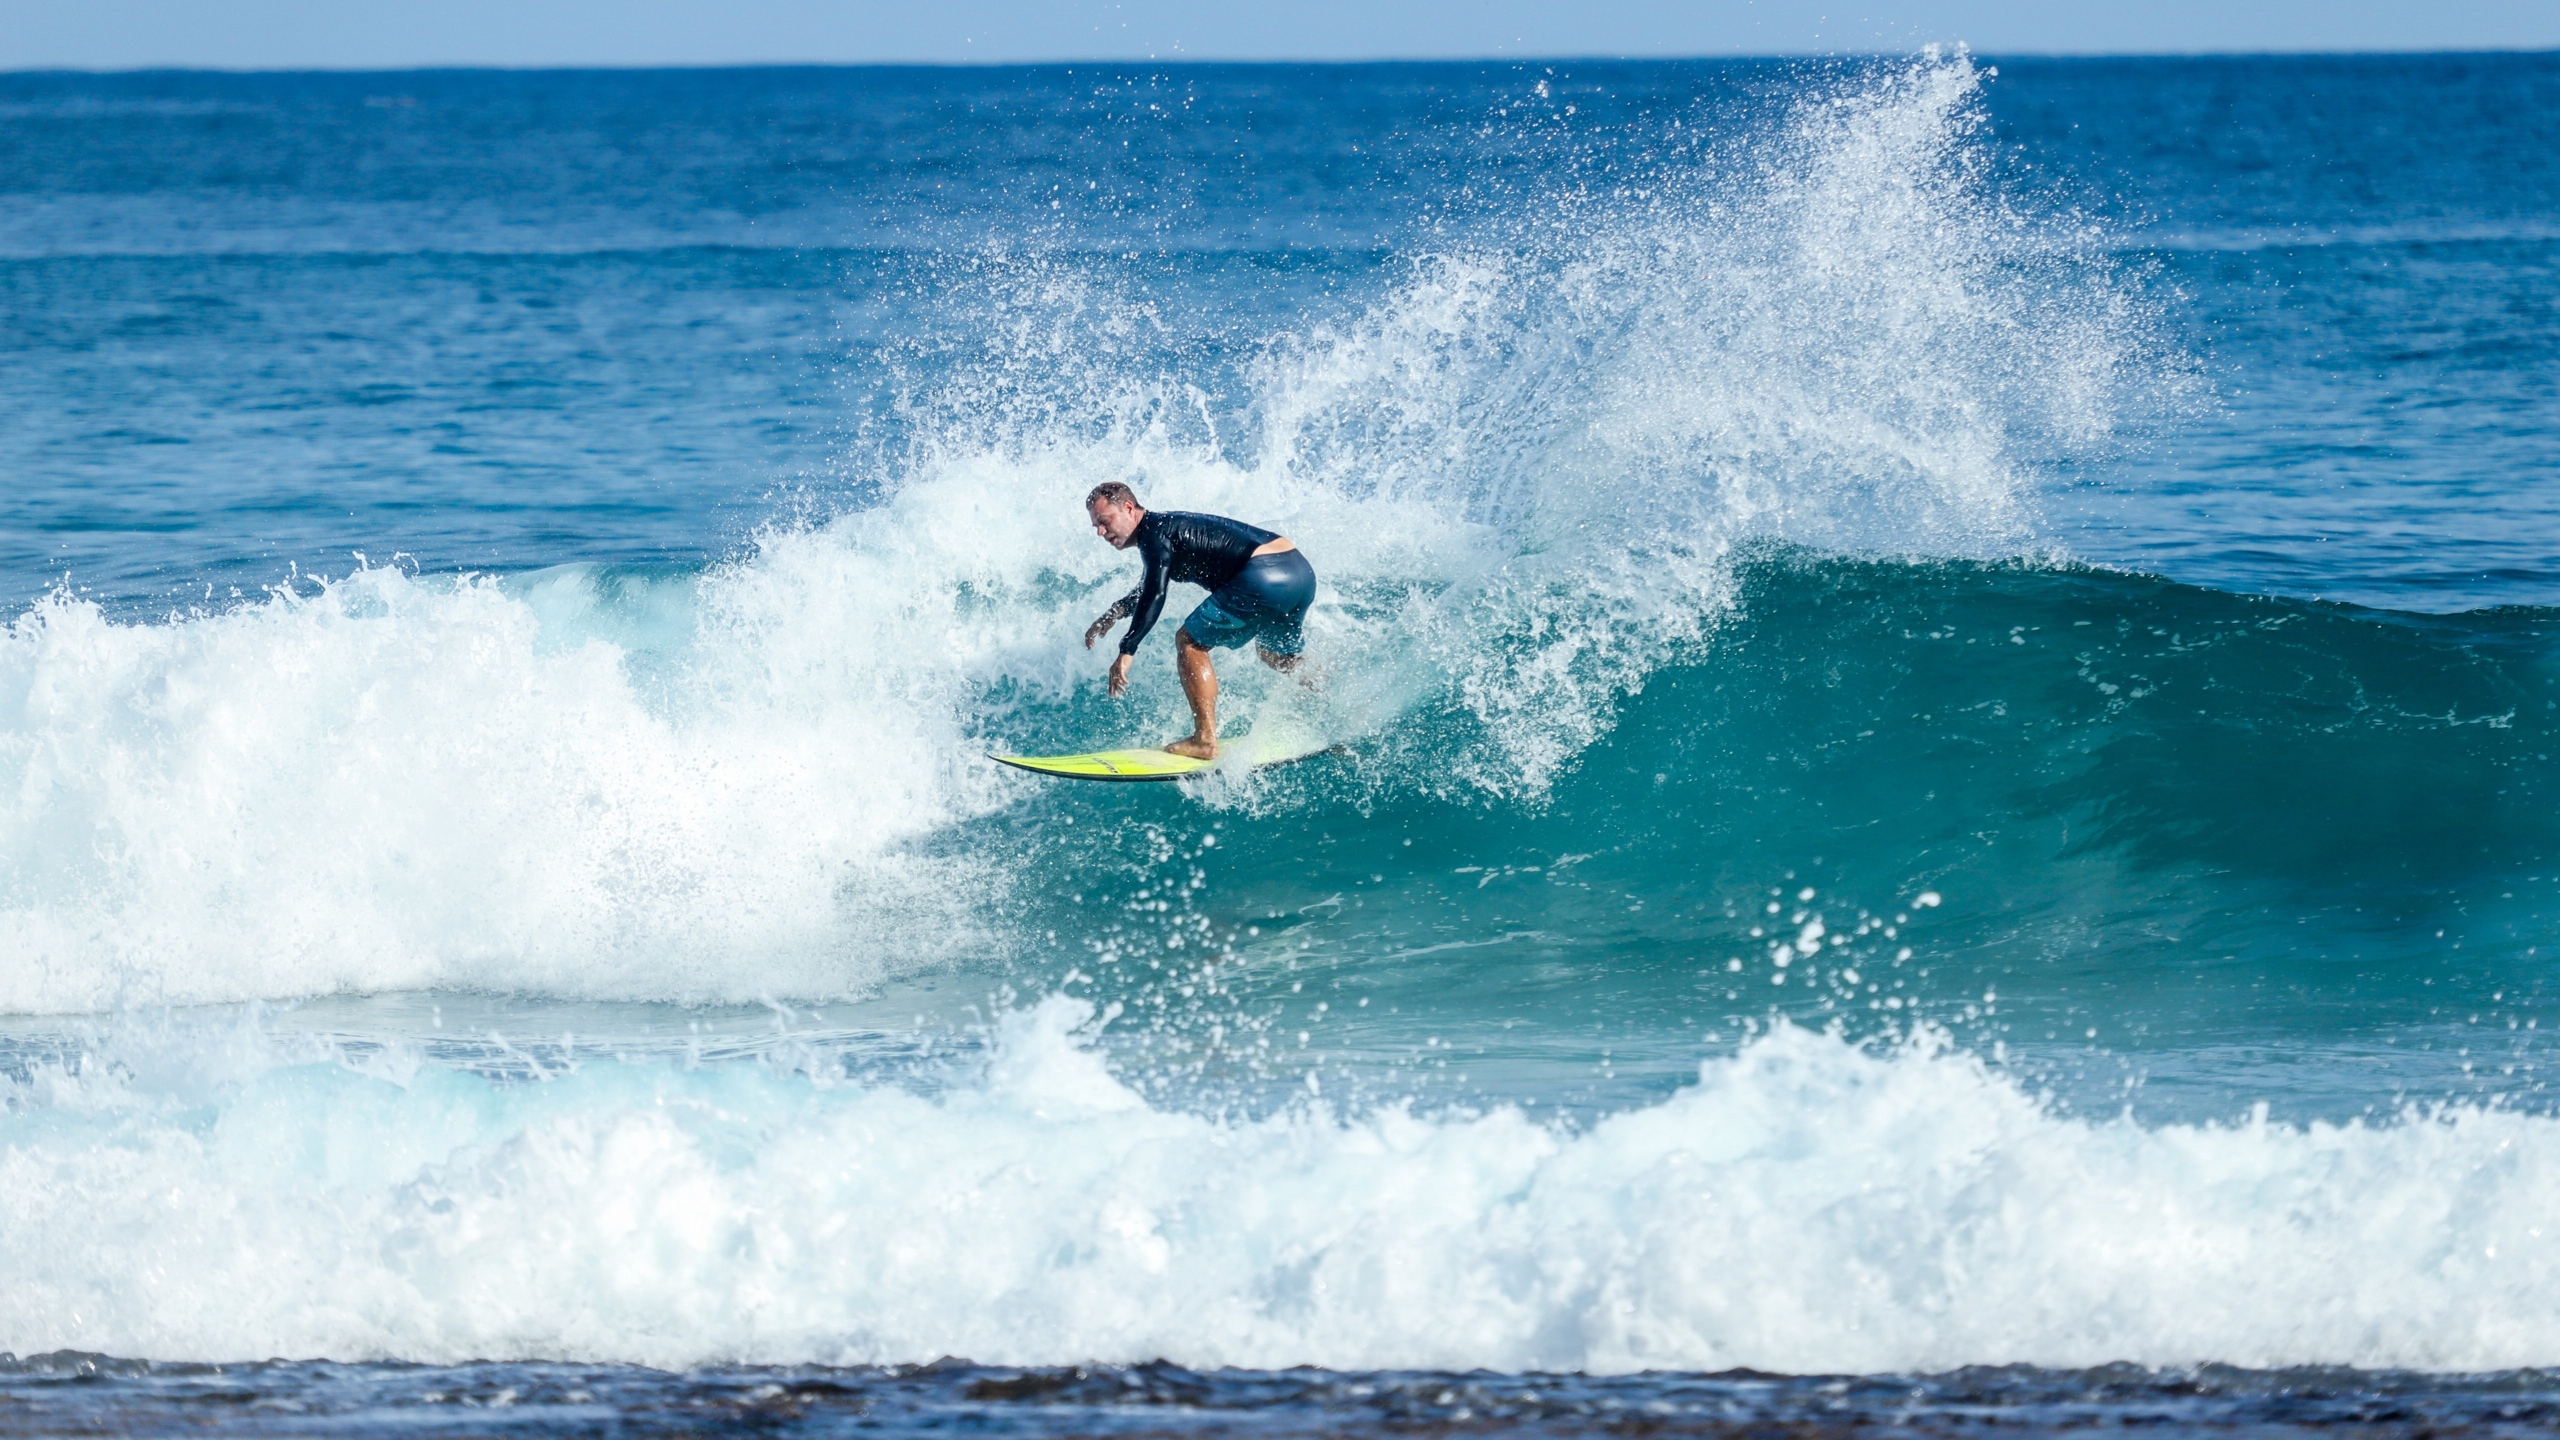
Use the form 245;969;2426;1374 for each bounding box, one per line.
7;44;2559;77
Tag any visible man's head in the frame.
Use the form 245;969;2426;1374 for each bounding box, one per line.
1086;482;1144;548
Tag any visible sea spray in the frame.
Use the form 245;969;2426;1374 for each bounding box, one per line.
888;52;2165;795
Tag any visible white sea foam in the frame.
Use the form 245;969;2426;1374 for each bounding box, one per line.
0;558;1009;1013
0;55;2160;1013
2;999;2553;1372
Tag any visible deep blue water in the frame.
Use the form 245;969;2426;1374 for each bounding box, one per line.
5;51;2560;1432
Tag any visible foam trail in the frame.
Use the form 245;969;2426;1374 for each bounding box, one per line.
2;999;2554;1372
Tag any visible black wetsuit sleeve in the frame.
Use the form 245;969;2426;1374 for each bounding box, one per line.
1117;529;1172;656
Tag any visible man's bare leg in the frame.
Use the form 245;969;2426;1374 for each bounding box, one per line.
1164;628;1220;759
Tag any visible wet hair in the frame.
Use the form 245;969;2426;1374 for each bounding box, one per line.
1086;481;1141;512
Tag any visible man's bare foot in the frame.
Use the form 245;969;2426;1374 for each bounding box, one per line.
1163;735;1219;761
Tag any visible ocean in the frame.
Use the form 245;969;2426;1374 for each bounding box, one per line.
4;49;2560;1435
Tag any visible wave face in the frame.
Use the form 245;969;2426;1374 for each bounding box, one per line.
5;999;2558;1374
12;549;2559;1064
0;57;2167;1012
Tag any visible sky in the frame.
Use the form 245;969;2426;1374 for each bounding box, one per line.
2;0;2556;69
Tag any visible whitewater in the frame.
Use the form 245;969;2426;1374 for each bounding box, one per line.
7;998;2559;1373
5;47;2560;1423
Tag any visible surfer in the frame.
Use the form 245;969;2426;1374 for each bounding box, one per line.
1082;482;1314;761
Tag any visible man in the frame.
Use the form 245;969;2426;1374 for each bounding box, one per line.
1082;482;1314;760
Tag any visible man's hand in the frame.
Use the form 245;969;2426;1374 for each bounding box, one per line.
1107;653;1133;697
1084;612;1119;650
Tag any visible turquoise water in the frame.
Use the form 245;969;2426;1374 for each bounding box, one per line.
5;51;2560;1414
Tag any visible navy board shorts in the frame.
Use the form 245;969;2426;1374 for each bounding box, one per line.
1182;549;1315;657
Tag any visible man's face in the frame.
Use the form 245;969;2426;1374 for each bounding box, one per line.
1089;498;1142;548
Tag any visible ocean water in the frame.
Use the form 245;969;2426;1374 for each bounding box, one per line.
5;50;2560;1434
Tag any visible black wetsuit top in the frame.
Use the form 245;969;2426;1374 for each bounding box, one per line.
1106;510;1279;655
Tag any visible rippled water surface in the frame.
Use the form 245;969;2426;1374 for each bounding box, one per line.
5;51;2560;1434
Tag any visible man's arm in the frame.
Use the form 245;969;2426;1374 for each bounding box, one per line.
1084;589;1141;649
1116;543;1170;657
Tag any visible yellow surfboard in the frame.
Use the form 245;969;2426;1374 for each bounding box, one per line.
992;723;1334;782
